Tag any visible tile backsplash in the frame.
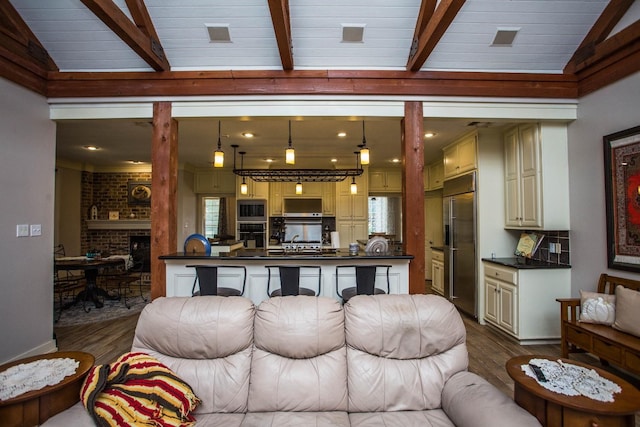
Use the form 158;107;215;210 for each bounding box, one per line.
530;230;571;265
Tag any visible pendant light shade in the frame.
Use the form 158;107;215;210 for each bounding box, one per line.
239;150;248;194
285;120;295;165
295;180;303;194
350;177;358;194
360;121;370;165
213;120;224;167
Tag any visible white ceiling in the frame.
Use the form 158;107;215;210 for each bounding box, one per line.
11;0;633;169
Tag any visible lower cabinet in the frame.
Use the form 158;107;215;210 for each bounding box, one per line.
482;262;570;344
431;250;444;296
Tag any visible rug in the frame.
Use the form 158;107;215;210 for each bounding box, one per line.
55;288;151;327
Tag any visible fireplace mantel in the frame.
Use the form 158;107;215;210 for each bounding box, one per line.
86;220;151;230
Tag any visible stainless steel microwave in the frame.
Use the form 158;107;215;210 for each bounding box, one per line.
237;199;267;222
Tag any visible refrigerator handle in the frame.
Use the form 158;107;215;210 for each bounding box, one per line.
444;225;450;246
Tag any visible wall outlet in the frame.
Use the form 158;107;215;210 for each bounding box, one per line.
549;242;556;253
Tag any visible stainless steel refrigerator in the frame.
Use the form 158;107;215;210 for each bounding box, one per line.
443;172;477;318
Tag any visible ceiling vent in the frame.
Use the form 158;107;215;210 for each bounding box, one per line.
491;27;519;46
342;24;365;43
206;24;231;43
467;121;492;128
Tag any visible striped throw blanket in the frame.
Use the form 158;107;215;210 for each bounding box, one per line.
81;352;200;427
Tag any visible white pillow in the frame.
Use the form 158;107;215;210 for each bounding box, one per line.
579;290;616;325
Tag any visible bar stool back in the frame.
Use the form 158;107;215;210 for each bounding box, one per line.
336;265;391;303
266;265;321;297
188;265;246;296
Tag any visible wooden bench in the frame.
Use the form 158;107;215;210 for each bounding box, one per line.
557;273;640;376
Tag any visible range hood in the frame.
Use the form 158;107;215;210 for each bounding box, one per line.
283;198;322;218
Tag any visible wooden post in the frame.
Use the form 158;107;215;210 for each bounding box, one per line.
402;101;425;294
150;102;178;299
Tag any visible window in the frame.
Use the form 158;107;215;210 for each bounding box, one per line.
368;196;401;237
202;197;221;239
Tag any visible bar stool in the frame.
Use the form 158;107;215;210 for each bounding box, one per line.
335;265;391;303
265;265;322;297
187;265;246;296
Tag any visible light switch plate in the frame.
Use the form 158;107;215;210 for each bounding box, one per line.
30;224;42;236
17;224;29;237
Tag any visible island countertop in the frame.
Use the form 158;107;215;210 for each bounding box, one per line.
160;249;414;261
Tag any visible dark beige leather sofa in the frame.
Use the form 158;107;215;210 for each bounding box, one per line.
44;294;540;426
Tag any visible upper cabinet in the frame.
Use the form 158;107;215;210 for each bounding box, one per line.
194;169;236;194
425;160;444;191
282;181;323;197
443;133;477;179
369;169;402;193
269;182;283;216
503;123;570;230
236;177;269;199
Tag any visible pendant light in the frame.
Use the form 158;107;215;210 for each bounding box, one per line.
239;151;248;195
350;151;359;194
285;120;295;165
213;120;224;167
359;120;370;165
295;178;303;195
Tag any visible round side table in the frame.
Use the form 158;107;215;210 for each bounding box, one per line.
0;351;94;427
506;355;640;427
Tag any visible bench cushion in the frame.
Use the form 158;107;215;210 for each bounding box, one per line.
613;286;640;337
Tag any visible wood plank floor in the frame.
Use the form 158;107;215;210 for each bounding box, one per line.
54;292;639;425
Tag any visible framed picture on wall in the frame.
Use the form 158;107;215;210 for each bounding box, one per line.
128;181;151;206
604;125;640;272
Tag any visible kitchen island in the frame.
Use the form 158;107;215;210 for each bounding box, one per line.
160;249;413;305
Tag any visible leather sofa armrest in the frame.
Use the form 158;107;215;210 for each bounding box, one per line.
441;371;541;427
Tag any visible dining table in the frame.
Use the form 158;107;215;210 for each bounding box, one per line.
54;256;127;309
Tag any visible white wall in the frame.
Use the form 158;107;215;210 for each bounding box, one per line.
0;78;57;363
568;71;640;294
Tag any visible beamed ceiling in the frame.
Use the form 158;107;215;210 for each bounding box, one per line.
2;0;640;168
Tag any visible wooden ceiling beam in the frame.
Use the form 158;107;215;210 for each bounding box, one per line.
268;0;294;70
80;0;170;71
408;0;436;66
0;0;56;94
571;20;640;74
46;70;577;99
406;0;465;72
564;0;635;73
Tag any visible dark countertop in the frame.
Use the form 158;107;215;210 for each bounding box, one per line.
161;249;414;261
482;257;571;269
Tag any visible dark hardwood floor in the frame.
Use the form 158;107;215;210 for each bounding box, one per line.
53;287;639;424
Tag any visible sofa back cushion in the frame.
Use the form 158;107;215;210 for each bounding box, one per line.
248;296;348;412
344;294;468;412
131;296;255;414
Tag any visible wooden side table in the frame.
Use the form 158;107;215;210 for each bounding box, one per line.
506;355;640;427
0;351;94;427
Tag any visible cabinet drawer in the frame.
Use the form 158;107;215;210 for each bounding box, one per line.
566;325;592;351
624;351;640;374
593;337;622;363
432;250;444;262
484;265;517;284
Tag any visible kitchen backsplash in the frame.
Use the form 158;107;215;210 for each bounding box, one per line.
528;230;571;265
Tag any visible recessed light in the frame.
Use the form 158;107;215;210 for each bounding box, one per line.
331;158;338;163
391;158;400;163
242;132;254;138
83;145;99;151
424;132;435;138
337;132;347;138
264;158;274;163
128;160;143;164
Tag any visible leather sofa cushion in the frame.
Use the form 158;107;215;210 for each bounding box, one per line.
344;295;468;412
241;411;350;426
131;296;255;414
349;410;455;427
248;296;348;412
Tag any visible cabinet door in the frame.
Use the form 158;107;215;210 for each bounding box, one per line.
484;277;499;325
456;134;477;174
336;194;353;220
322;183;335;216
269;182;283;216
369;171;386;192
504;128;521;226
351;194;368;220
443;145;458;178
518;124;541;227
351;221;368;242
428;161;444;190
498;282;518;334
432;260;444;295
384;170;402;192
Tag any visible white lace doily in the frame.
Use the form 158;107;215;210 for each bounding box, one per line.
521;358;621;402
0;357;80;401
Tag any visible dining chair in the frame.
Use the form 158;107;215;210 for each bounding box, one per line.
188;265;246;296
102;245;147;307
265;265;322;297
53;244;84;321
335;264;391;303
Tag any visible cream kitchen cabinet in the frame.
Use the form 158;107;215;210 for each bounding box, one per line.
426;160;444;190
431;249;444;296
322;183;335;216
503;123;570;230
282;181;322;197
236;177;269;199
336;170;368;245
337;221;368;246
443;133;477;179
369;169;402;193
194;169;236;193
269;182;283;216
482;262;570;344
